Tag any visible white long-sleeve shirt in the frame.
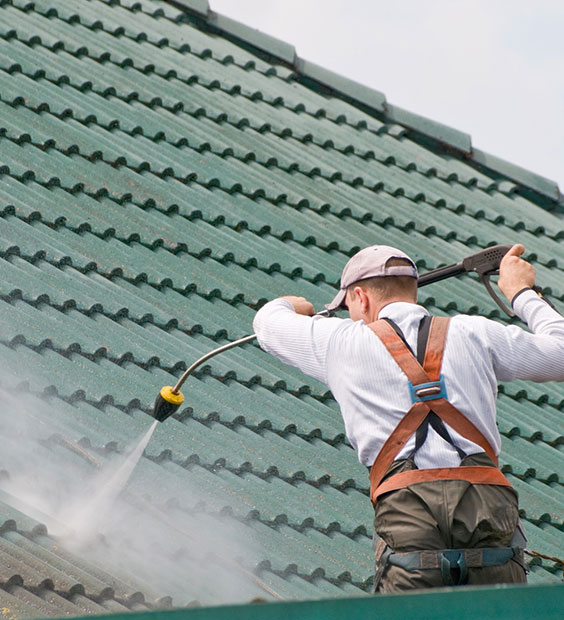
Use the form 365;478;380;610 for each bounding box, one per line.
253;290;564;469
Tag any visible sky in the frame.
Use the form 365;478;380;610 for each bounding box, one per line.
210;0;564;195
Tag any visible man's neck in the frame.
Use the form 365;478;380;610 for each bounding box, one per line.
367;297;417;323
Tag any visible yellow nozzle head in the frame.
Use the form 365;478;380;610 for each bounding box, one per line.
152;386;184;422
160;386;184;405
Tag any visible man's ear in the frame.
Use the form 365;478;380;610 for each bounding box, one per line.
354;286;370;314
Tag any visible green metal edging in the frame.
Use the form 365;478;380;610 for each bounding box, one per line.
59;584;564;620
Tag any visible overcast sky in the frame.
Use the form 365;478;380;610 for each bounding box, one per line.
211;0;564;195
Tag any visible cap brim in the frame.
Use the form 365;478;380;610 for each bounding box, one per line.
325;288;347;313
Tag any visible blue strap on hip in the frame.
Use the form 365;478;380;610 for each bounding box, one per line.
386;547;519;585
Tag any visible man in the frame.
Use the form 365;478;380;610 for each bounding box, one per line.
252;244;564;592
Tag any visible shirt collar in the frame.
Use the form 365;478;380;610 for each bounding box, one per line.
377;301;429;322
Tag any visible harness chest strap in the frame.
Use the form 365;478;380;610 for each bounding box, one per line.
368;317;512;504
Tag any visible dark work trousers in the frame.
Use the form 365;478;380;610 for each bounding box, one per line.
373;453;527;593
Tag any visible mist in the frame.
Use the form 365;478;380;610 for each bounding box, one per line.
0;382;267;607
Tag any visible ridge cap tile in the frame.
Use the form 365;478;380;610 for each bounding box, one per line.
295;57;387;113
385;103;472;154
207;10;296;66
161;0;210;18
472;147;562;203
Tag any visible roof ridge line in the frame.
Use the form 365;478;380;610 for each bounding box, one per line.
167;0;563;207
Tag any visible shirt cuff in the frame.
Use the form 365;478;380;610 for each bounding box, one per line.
252;298;295;340
511;288;543;320
511;287;533;307
268;298;295;312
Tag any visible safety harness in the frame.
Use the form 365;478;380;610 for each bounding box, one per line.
368;315;525;586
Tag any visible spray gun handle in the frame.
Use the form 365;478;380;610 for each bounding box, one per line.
417;245;512;288
418;244;517;317
467;244;516;318
461;244;513;277
480;273;515;318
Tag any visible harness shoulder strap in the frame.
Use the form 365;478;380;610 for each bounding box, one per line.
368;316;505;503
369;319;429;386
411;315;466;460
382;317;416;356
368;319;432;493
422;316;450;380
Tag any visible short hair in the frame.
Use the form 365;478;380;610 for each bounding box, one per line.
346;257;417;303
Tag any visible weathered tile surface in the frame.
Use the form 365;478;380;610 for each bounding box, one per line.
0;0;563;616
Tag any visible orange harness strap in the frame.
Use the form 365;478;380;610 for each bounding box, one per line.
368;317;511;504
373;466;512;502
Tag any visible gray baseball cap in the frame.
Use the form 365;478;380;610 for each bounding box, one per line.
325;245;418;312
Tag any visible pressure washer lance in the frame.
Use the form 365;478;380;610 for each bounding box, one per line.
152;244;555;422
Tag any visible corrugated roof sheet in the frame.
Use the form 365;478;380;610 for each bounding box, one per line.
0;0;562;616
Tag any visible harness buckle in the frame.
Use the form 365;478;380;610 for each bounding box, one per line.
408;375;447;403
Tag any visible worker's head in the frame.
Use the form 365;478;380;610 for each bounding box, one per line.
325;245;418;320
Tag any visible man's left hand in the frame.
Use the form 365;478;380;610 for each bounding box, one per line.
281;296;315;316
498;244;536;303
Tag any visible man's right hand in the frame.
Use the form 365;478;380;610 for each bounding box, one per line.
498;244;536;303
280;296;315;316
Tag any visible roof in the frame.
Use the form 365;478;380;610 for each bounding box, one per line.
0;0;562;616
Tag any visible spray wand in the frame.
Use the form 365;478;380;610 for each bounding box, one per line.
153;334;257;422
152;244;553;422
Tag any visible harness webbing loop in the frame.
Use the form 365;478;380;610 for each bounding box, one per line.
387;546;519;572
372;465;512;502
